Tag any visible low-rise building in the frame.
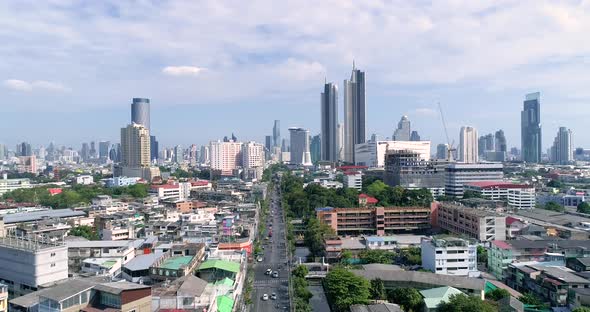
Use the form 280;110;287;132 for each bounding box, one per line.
0;175;32;196
75;175;94;185
464;182;535;210
104;176;141;187
343;171;363;190
421;236;478;277
66;240;135;274
150;182;191;201
81;258;122;277
445;163;504;197
435;203;506;241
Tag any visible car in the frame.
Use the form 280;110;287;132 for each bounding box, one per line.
272;271;279;278
265;269;272;275
262;294;269;301
257;257;263;262
271;293;277;300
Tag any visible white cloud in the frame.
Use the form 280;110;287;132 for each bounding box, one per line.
413;107;438;117
275;58;326;82
3;79;32;91
3;79;69;92
162;66;205;77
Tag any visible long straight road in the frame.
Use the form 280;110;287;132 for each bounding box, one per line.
252;181;290;312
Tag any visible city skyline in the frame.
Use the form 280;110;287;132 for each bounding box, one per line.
2;1;590;150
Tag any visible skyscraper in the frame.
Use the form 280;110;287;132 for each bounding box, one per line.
89;141;97;158
343;62;366;163
131;98;151;130
289;127;312;166
265;135;272;152
18;142;32;157
121;123;151;167
81;143;89;161
495;130;507;153
150;135;158;161
459;126;478;163
550;127;573;165
0;144;6;160
478;134;494;156
98;141;110;159
437;144;449;160
273;120;281;149
521;92;542;163
410;131;421;142
321;82;338;162
310;134;321;164
174;145;183;164
393;116;411;141
336;123;344;161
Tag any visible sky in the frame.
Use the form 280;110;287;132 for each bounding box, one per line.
2;0;590;151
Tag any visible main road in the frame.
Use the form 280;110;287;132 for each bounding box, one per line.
252;180;290;312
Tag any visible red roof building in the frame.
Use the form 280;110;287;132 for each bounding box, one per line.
359;194;379;207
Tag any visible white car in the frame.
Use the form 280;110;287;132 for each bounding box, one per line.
262;294;269;301
271;293;277;300
257;257;263;262
265;269;272;275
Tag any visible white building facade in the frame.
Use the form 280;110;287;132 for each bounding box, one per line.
421;236;478;277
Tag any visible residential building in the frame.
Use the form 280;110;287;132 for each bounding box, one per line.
355;140;431;168
420;286;464;312
119;123;156;180
75;175;93;185
104;176;140;187
421;236;478;277
459;126;478;163
321;82;338;162
288;127;312;166
81;258;122;277
343;171;363;190
478;133;494;158
550;127;573;165
343;63;366;163
174;145;184;164
393;116;411;141
150;182;191;201
494;130;507;161
17;156;37;174
435;203;507;242
131;97;150;130
521;92;542;163
66;240;135;274
151;275;212;311
445;163;504;197
241;141;265;169
0;235;68;297
383;150;446;196
209;140;242;175
464;182;535;209
316;206;431;236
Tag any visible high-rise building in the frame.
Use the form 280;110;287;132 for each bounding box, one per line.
174;145;183;164
265;135;272;152
478;134;494;156
521;92;542;163
437;144;449;160
336;123;344;161
355;140;431;168
242;141;265;169
410;131;421;141
310;134;321;164
120;123;151;167
289;127;312;166
199;145;210;165
98;141;110;159
189;144;198;165
109;144;121;162
150;135;158;161
393;116;411;141
0;144;5;160
18;142;32;157
281;139;289;152
131;98;150;130
81;142;90;161
321;82;338;162
383;150;447;196
343;63;366;163
209;140;243;174
550;127;573;165
273;120;281;148
459;126;478;163
89;141;97;158
495;130;507;153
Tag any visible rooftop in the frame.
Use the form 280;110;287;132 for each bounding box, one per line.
198;259;240;273
158;256;194;270
420;286;463;309
3;208;85;224
124;253;164;271
352;269;485;291
93;281;150;295
466;181;532;189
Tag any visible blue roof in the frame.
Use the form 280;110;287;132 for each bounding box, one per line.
3;209;86;224
315;207;334;212
365;237;384;242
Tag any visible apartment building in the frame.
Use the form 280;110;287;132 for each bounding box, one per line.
316;206;431;236
421;236;478;277
435;203;506;242
464;182;535;209
150;182;192;201
343;171;363;190
66;240;135;274
445;163;504;197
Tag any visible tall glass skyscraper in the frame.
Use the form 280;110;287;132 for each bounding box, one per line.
273;120;281;149
343;62;366;163
521;92;542;163
321;82;338;162
131;98;151;130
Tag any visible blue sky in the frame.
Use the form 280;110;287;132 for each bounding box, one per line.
2;1;590;151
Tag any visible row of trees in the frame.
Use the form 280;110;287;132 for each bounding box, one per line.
2;184;149;209
355;248;421;266
362;180;434;207
292;266;313;312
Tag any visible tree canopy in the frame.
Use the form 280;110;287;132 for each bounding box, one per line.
486;288;510;301
578;202;590;214
388;287;423;312
542;201;565;212
437;294;497;312
69;225;99;240
324;267;371;312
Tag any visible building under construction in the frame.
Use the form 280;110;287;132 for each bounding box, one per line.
383;150;447;195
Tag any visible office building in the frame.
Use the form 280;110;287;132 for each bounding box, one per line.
464;182;535;209
174;145;183;164
0;235;68;297
80;143;89;161
289;127;312;166
393;116;411;141
410;131;421;141
437;144;449;160
550;127;573;165
343;63;366;163
199;145;210;165
337;123;344;161
150;135;159;161
435;203;506;242
17;142;32;157
355;140;431;168
478;133;494;157
421;236;478;277
264;135;272;152
445;163;503;197
98;141;110;159
316;206;431;236
521;92;542;163
310;134;321;164
459;126;478;163
131;98;150;130
495;130;507;154
321;82;338;162
383;150;446;195
89;141;97;159
273;120;281;148
0;144;6;160
209;140;242;175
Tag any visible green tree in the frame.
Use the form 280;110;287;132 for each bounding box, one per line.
387;288;423;312
365;180;388;198
437;294;497;312
369;278;387;300
462;190;482;199
359;249;394;264
69;225;99;240
292;265;309;279
486;288;510;301
578;202;590;214
519;292;543;306
305;217;325;256
477;245;488;266
340;250;353;263
401;247;422;265
547;180;563;188
324;267;370;312
573;307;590;312
543;201;565;212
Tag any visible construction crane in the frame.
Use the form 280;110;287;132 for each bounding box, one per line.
438;102;456;161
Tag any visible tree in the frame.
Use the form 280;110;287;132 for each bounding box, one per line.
437;294;497;312
462;190;482;199
543;201;565;212
369;278;386;300
292;265;309;279
305;217;325;257
547;180;563;188
401;247;422;265
340;250;353;263
573;307;590;312
359;249;394;264
477;245;488;266
324;267;370;312
388;288;423;312
519;292;543;306
486;288;510;301
578;202;590;214
69;225;99;240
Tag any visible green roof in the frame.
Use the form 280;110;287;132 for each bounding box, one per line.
198;260;240;273
420;286;463;309
102;260;117;269
215;277;235;287
216;295;234;312
160;256;194;270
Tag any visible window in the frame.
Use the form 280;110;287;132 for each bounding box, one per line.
100;292;121;308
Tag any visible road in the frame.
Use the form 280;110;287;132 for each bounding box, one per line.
252;182;290;312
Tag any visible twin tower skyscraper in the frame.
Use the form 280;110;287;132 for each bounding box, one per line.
321;63;366;163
